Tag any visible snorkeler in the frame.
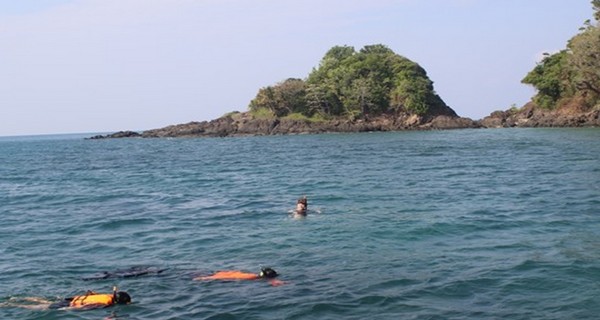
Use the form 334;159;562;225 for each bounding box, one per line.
294;196;308;216
82;266;168;281
194;267;284;286
1;287;131;310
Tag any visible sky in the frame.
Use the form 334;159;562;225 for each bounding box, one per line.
0;0;594;136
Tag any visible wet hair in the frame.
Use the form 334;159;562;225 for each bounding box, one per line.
298;196;307;205
259;267;278;279
114;291;131;304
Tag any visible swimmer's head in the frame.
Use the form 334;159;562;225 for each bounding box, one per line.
259;267;278;279
114;291;131;304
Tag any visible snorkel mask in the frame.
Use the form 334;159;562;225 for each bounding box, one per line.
259;267;278;278
113;286;131;304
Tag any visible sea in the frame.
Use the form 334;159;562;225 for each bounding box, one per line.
0;128;599;320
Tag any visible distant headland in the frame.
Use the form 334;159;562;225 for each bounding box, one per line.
90;44;482;139
90;6;600;139
88;104;599;139
88;112;480;139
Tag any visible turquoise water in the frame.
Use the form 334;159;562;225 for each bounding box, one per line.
1;128;599;320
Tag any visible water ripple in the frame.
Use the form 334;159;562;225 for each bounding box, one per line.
1;129;599;319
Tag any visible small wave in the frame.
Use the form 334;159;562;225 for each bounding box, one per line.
96;217;157;231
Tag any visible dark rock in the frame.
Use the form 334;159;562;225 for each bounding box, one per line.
423;115;482;130
88;111;481;139
87;131;141;139
480;101;600;128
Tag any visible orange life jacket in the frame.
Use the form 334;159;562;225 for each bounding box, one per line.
199;270;258;281
69;293;114;308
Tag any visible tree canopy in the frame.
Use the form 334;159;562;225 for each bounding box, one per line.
248;44;449;119
522;0;600;110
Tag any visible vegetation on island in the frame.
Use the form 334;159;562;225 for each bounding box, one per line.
93;2;600;139
522;0;600;110
248;44;450;121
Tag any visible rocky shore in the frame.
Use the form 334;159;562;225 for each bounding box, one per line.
88;112;481;139
479;102;600;128
88;102;600;140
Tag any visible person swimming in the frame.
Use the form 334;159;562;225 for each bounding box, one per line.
1;287;131;310
82;266;168;281
50;289;131;310
194;267;284;286
294;196;308;216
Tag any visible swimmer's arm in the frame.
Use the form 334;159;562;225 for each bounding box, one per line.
268;279;285;287
72;303;107;310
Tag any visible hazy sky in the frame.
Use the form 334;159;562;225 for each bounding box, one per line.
0;0;594;136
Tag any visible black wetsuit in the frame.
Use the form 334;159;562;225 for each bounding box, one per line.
82;266;167;281
48;298;73;309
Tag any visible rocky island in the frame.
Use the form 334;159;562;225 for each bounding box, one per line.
481;4;600;128
90;44;480;139
89;112;478;139
91;6;600;140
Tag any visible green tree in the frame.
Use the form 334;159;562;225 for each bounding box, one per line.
305;83;342;117
391;80;425;115
248;78;307;117
250;44;450;119
307;45;355;85
522;0;600;109
568;23;600;104
522;51;571;109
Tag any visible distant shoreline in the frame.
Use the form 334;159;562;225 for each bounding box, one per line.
87;112;480;139
88;106;600;140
